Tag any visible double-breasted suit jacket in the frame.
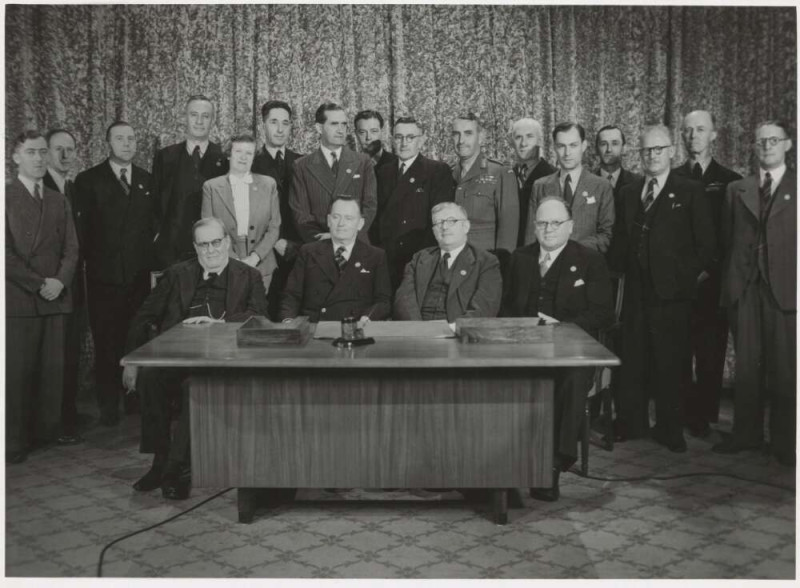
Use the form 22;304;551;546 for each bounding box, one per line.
289;147;377;243
201;174;281;282
372;155;455;288
44;171;84;307
252;147;302;247
526;170;615;253
516;158;556;248
278;239;391;323
393;244;502;322
451;153;518;253
6;178;79;316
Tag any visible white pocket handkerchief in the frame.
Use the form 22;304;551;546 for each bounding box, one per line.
359;268;371;274
585;196;596;204
353;174;361;179
574;278;585;287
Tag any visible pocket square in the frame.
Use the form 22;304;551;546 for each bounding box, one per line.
672;203;683;209
353;174;361;179
585;196;596;204
574;279;585;287
359;268;371;274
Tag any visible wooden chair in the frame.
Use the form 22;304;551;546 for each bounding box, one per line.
580;272;625;475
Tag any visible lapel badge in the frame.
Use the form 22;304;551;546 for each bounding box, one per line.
355;261;362;268
460;269;467;276
346;168;351;174
582;191;588;197
668;193;675;198
570;266;577;272
410;177;415;184
216;161;221;166
785;194;791;200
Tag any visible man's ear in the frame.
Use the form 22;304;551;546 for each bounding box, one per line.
357;217;365;231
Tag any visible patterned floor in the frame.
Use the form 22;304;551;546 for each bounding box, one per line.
5;397;795;579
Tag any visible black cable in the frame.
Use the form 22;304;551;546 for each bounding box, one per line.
96;488;232;577
569;470;795;492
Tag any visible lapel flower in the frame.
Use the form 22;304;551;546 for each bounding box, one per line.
346;168;351;174
460;269;467;276
570;266;577;272
785;194;791;200
582;191;588;197
216;161;221;166
410;177;415;184
355;261;362;268
668;193;675;199
138;184;143;189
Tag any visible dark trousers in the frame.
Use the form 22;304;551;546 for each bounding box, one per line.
62;304;87;434
87;277;150;419
138;367;190;465
728;277;796;456
685;276;728;428
266;244;297;321
619;275;692;440
555;366;595;470
6;315;65;452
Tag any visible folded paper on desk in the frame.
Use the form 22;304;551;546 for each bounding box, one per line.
455;317;556;343
237;316;312;346
314;320;455;339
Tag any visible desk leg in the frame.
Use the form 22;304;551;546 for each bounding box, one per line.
492;489;508;525
238;488;259;524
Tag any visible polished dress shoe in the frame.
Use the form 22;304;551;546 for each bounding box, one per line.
6;450;28;465
161;473;191;500
57;433;84;445
529;468;560;502
651;428;687;453
687;422;712;439
712;439;761;455
133;454;167;492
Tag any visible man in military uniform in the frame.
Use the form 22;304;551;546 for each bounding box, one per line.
450;113;518;255
675;110;742;438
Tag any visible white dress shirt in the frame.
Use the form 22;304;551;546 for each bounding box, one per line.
760;163;786;196
18;175;43;199
108;160;132;184
229;174;252;237
266;146;285;160
321;146;343;169
641;170;671;204
331;239;356;261
560;166;583;194
441;243;466;268
186;139;209;157
539;241;568;274
399;154;419;174
600;167;620;188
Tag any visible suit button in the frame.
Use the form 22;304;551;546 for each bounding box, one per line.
250;239;255;243
250;225;255;230
402;220;406;224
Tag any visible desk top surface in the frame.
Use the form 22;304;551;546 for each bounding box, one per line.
122;321;620;369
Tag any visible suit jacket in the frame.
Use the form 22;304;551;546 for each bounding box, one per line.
393;244;501;322
251;146;302;245
720;169;796;311
596;167;642;211
374;149;398;171
44;170;85;307
289;147;377;243
372;155;455;287
125;257;267;353
610;171;716;301
6;178;79;316
201;174;281;278
279;238;391;322
501;239;614;337
152;141;229;265
516;158;556;247
526;169;615;252
73;160;156;285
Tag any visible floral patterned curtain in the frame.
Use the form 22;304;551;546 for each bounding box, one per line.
6;4;795;178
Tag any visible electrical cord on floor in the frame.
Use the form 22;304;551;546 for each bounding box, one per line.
569;470;795;492
96;488;232;577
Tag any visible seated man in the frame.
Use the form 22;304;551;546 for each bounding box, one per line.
394;202;501;326
279;196;391;323
502;196;614;501
123;217;268;500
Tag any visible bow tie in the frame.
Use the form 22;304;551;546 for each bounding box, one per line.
229;174;253;186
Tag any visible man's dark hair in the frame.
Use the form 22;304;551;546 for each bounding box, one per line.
394;116;425;133
453;112;483;131
595;125;626;148
328;195;362;216
45;128;77;147
105;120;133;142
13;130;45;151
185;94;215;113
261;99;293;121
315;102;346;125
756;119;793;140
354;110;384;128
552;121;586;143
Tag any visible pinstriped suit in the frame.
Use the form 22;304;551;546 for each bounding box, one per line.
525;169;615;252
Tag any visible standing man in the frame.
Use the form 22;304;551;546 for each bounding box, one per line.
509;117;556;248
715;121;795;466
74;121;156;426
289;102;377;244
6;131;79;463
251;99;303;319
525;122;614;253
152;94;228;269
354;109;397;171
373;116;454;289
502;197;614;500
451;113;518;254
394;202;501;324
675;110;742;437
280;196;391;323
609;125;715;451
594;124;642;210
44;128;85;444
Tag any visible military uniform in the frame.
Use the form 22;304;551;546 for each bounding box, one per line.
451;153;518;252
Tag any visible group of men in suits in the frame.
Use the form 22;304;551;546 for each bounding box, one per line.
6;92;794;490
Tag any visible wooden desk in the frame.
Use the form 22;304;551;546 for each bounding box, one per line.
122;321;619;524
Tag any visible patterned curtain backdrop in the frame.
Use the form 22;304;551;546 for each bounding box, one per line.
5;4;796;178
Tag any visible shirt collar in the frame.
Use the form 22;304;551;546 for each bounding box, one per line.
266;145;285;160
643;169;671;200
186;139;209;157
560;166;583;188
600;167;621;186
516;158;539;178
47;167;67;192
201;258;229;281
18;175;43;198
321;145;342;164
108;159;132;180
228;172;253;186
331;239;356;260
399;154;419;172
760;163;786;192
688;155;712;175
460;152;480;176
441;242;467;265
540;241;568;264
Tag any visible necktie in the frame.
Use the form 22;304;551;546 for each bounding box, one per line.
515;164;528;189
399;162;406;175
563;174;573;205
760;171;773;219
607;173;614;186
692;162;703;180
643;177;657;212
119;168;130;195
539;252;551;277
442;251;451;269
33;183;41;200
334;246;346;271
64;179;72;199
275;150;285;179
330;152;339;176
192;145;202;170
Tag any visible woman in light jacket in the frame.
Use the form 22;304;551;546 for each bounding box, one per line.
202;133;281;293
